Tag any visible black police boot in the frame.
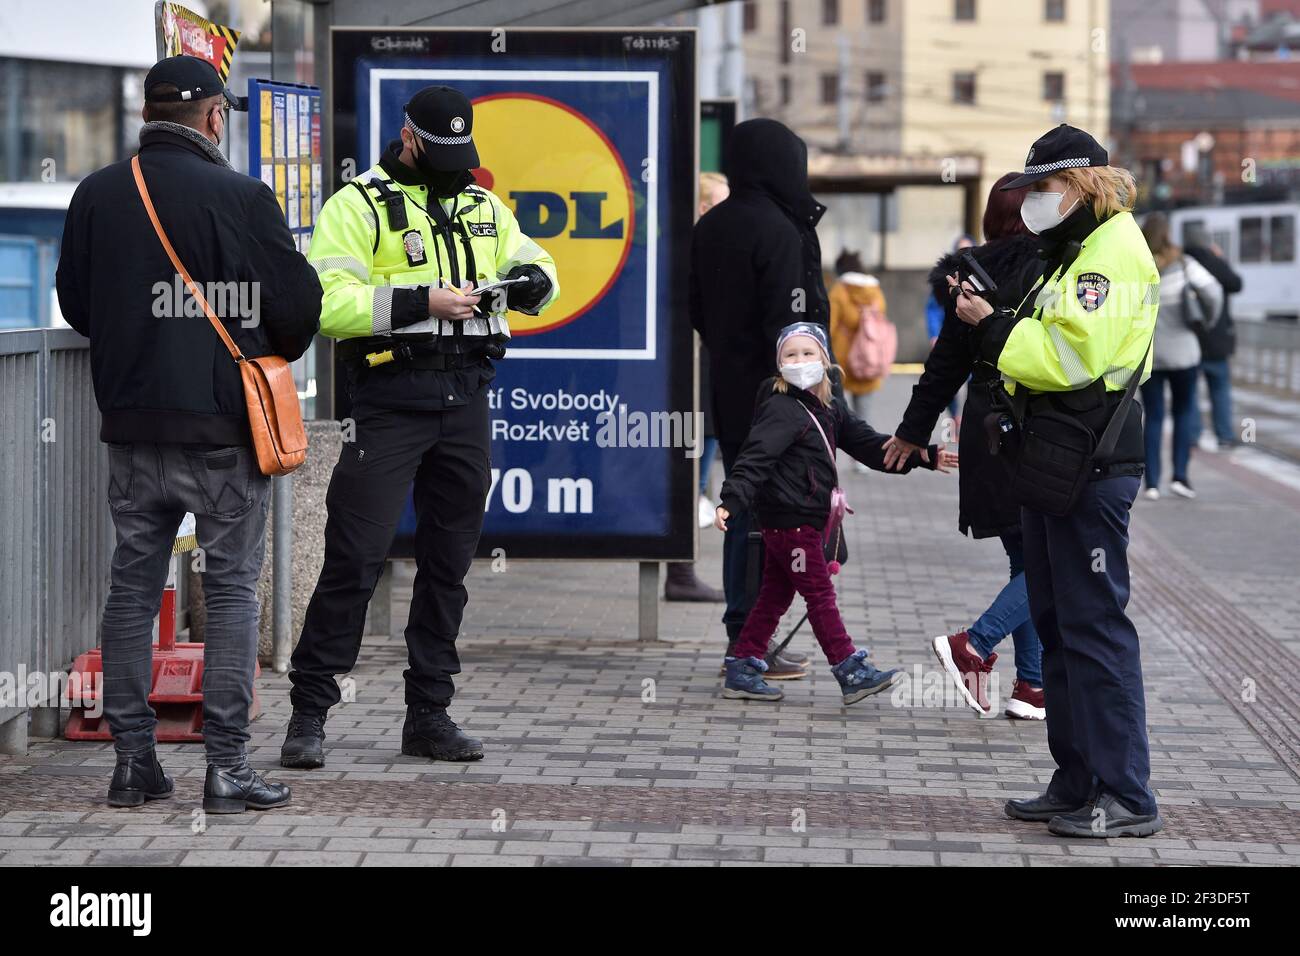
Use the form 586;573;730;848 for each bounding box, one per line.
280;710;327;769
401;705;484;761
203;762;292;814
1005;790;1091;822
107;749;175;808
1047;791;1164;838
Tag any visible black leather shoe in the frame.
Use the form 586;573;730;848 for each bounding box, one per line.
203;762;292;814
1048;791;1163;838
1005;790;1090;822
107;749;175;808
280;710;327;769
401;705;484;761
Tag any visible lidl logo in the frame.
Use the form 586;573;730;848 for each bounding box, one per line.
470;93;633;335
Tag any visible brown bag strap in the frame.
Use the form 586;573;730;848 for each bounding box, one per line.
130;154;245;363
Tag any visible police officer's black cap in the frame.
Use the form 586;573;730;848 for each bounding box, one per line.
1001;124;1108;190
404;86;479;170
144;55;245;111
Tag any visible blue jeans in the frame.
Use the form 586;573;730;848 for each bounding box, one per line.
101;442;270;766
966;533;1042;686
698;436;718;496
1198;358;1236;444
1140;367;1199;488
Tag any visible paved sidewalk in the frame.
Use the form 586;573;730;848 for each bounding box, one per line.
3;375;1299;866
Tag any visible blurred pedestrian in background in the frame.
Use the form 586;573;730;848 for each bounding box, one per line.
1140;212;1223;501
829;249;896;473
663;172;730;602
1182;225;1243;451
884;172;1047;720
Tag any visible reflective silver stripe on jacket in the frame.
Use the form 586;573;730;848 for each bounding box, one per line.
1047;324;1093;387
312;256;369;282
372;287;393;335
1103;365;1137;388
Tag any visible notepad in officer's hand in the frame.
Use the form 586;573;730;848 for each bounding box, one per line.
391;277;528;336
469;276;527;296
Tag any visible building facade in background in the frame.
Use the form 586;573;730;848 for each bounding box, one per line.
731;0;1109;269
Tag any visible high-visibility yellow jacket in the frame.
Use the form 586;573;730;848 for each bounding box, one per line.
980;210;1157;396
307;157;558;348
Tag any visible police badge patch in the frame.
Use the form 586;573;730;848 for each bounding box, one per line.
467;221;497;237
1076;272;1110;311
402;229;427;267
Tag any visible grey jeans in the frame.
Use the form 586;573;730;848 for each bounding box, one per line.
102;441;270;765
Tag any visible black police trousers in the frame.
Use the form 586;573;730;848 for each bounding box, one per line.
288;384;491;713
1021;474;1158;817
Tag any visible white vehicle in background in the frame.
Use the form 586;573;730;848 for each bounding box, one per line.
1168;202;1299;323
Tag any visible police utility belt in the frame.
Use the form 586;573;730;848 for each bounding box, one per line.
987;265;1152;517
337;336;494;371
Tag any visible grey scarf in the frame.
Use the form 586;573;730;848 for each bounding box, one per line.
139;120;230;168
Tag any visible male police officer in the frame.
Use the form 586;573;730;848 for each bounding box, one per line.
282;86;558;768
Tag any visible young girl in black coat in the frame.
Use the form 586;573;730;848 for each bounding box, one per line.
714;322;957;703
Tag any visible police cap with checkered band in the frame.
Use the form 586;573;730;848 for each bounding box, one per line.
404;86;479;171
1000;124;1108;190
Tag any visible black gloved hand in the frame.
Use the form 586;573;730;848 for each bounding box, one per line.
504;264;551;312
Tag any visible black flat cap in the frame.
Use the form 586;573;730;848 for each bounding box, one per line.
145;55;244;111
1001;124;1108;190
404;86;479;170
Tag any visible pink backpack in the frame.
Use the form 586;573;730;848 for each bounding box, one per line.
846;303;897;381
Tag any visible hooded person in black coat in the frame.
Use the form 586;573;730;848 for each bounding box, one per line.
690;118;830;446
688;119;831;669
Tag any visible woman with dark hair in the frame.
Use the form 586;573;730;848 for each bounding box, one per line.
882;173;1048;720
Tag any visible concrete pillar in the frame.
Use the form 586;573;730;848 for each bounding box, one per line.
0;713;27;756
29;704;61;739
363;560;393;638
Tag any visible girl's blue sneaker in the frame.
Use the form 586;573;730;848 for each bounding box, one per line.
832;649;900;704
722;656;784;701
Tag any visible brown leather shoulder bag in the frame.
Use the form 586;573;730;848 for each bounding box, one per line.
130;154;307;476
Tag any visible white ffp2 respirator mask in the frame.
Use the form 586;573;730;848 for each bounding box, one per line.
780;361;825;390
1020;190;1080;235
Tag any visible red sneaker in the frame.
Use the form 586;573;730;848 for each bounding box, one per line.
931;632;997;715
1005;679;1045;720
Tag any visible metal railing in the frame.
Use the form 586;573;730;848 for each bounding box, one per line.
0;328;112;751
1234;320;1300;397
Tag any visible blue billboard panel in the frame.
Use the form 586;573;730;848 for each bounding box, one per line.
330;28;697;560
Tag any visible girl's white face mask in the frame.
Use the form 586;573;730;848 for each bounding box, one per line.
1021;189;1080;234
780;361;825;390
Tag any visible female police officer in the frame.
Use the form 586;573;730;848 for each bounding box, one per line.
949;125;1163;838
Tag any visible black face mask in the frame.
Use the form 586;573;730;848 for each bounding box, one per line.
413;142;471;198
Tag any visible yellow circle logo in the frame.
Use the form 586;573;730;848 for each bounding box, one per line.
470;93;634;335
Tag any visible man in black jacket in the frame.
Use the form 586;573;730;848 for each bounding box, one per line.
1184;238;1243;448
689;118;829;676
56;55;321;813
